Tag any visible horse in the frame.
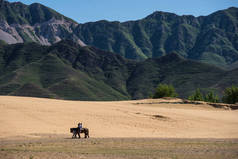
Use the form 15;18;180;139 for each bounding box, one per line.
70;127;89;138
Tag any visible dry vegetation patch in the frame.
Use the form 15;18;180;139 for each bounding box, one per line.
0;138;238;159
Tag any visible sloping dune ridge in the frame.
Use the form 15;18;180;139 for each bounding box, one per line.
0;96;238;139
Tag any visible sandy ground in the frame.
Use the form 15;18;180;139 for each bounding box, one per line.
0;96;238;139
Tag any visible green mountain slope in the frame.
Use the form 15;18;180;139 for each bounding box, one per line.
76;7;238;68
127;53;226;99
0;41;133;100
0;41;237;100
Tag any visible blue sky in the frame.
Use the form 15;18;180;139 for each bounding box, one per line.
8;0;238;24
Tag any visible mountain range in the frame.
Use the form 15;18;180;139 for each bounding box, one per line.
1;0;238;69
0;40;237;100
0;0;238;100
77;7;238;69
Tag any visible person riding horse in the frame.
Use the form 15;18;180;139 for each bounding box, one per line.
70;122;89;138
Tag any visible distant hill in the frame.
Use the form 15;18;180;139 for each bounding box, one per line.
0;40;133;100
0;41;237;100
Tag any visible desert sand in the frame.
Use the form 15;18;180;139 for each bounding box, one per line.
0;96;238;139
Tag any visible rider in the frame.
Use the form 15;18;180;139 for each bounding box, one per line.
78;122;82;132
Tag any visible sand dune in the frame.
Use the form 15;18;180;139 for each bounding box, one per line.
0;96;238;139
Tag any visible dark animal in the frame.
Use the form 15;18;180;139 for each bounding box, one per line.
70;127;89;138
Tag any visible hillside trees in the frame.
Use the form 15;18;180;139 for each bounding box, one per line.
222;86;238;104
204;91;219;103
188;89;204;101
153;84;177;98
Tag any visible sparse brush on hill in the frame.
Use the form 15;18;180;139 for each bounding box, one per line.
188;89;220;103
204;91;220;103
222;85;238;104
188;89;204;101
153;84;177;98
188;86;238;104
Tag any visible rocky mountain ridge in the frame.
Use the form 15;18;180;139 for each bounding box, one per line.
0;0;86;46
75;7;238;68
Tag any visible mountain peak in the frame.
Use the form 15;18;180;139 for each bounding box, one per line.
145;11;178;20
226;7;238;11
0;0;85;46
0;0;74;25
225;7;238;16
